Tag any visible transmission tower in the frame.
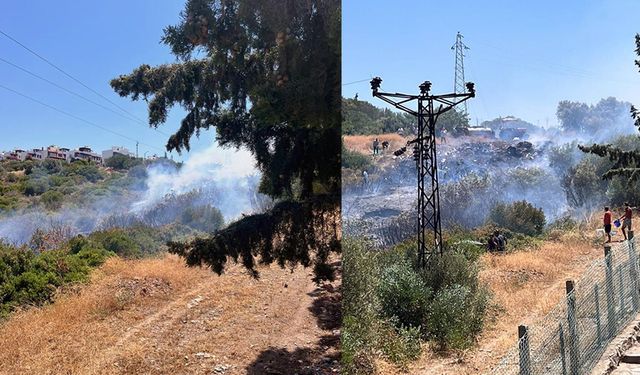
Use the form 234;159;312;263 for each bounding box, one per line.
371;78;475;267
451;32;470;115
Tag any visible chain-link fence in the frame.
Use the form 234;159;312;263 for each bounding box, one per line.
491;234;638;375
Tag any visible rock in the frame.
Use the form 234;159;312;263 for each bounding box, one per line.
187;295;204;308
195;352;213;359
213;364;231;373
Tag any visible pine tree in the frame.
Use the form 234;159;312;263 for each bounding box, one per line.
110;0;341;281
580;34;640;182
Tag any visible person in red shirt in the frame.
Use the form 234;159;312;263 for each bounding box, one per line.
618;202;635;241
604;206;613;243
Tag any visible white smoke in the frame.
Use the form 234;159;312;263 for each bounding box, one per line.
0;142;261;245
132;143;259;219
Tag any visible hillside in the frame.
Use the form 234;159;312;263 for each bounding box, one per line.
0;254;341;375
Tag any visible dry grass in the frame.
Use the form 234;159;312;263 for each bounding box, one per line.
343;133;408;155
0;254;340;375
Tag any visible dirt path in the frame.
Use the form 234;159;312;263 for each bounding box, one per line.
0;254;341;375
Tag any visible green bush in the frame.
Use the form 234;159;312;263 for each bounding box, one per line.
97;231;142;258
427;284;472;349
105;154;143;170
40;190;64;210
342;237;492;371
23;179;48;196
0;194;20;210
488;200;546;236
63;161;104;183
342;144;372;171
419;249;491;350
0;240;111;318
377;260;431;329
342;239;423;373
180;205;224;233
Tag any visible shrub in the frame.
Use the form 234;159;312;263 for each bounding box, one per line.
63;162;103;183
488;200;546;236
180;205;224;233
94;230;142;258
377;319;422;366
342;239;381;374
40;190;64;210
23;179;48;196
105;154;142;170
41;159;64;174
342;144;372;171
342;237;492;370
0;194;20;210
377;260;431;329
418;247;492;350
426;284;472;350
0;240;110;318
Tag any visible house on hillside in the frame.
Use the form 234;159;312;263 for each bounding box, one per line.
26;148;45;161
72;146;102;164
44;146;71;162
102;146;135;161
6;149;28;161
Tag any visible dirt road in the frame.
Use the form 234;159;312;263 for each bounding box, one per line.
0;254;340;375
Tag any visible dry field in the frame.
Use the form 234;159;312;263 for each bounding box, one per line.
0;254;340;375
343;133;484;157
343;133;408;155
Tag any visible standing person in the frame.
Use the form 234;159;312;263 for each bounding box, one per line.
362;170;369;185
372;138;380;155
487;232;497;252
604;206;613;243
440;128;447;143
496;230;507;252
618;202;635;241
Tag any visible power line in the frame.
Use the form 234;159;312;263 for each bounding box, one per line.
0;56;170;136
0;83;165;153
0;28;155;129
343;78;371;86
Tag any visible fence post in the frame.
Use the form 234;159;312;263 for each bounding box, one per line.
628;230;639;311
559;322;568;375
566;280;580;375
594;283;602;347
605;244;616;338
519;325;531;375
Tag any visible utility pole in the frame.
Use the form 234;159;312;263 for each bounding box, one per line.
451;32;470;115
136;141;139;159
371;77;475;267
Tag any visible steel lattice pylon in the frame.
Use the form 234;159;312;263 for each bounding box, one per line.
452;31;470;115
371;77;475;267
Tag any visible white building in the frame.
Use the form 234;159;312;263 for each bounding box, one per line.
102;146;135;161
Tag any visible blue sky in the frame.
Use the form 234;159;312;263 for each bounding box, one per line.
343;0;640;128
0;0;217;160
3;1;639;155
